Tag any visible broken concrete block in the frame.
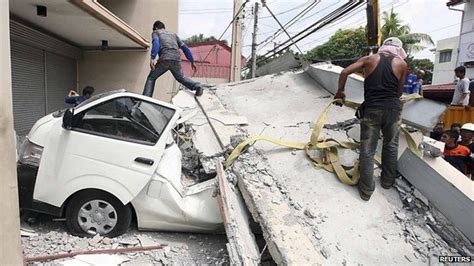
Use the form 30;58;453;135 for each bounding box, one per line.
304;209;317;219
320;247;331;259
88;234;103;247
413;189;429;206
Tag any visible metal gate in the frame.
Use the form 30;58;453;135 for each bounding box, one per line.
45;52;77;114
11;41;46;136
10;20;80;136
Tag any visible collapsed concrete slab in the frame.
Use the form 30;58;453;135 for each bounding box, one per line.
204;67;471;263
215;161;260;265
196;88;323;264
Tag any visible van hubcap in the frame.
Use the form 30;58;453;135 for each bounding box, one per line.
78;200;117;235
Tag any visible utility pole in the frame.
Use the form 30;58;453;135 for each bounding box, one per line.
250;2;259;78
230;0;243;82
0;0;23;265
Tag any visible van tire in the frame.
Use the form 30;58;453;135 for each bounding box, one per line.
65;190;131;238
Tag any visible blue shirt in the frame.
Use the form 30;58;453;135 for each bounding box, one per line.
403;74;421;94
65;95;86;106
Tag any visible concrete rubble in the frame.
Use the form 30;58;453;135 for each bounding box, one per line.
21;216;229;265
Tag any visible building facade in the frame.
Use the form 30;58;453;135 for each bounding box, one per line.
447;0;474;79
9;0;179;135
432;36;459;85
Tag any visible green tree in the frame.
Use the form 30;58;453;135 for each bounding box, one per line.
183;34;227;45
381;8;434;55
305;27;367;67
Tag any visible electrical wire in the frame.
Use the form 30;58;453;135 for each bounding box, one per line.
261;0;305;55
256;1;365;64
257;0;321;49
259;0;314;19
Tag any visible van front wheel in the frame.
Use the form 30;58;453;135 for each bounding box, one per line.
65;190;131;237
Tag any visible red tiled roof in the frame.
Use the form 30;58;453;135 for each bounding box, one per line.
422;83;454;92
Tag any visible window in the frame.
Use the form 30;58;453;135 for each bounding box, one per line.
439;50;452;63
73;97;175;145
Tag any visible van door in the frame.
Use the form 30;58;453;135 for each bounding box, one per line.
34;96;180;207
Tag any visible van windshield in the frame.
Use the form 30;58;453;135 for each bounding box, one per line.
75;89;126;109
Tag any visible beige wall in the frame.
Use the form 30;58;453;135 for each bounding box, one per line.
0;0;22;263
78;0;179;102
432;36;459;85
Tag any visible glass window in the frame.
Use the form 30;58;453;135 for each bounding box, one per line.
439;50;452;63
74;97;175;145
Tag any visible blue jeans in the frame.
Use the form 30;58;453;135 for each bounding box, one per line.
358;107;401;195
143;60;201;97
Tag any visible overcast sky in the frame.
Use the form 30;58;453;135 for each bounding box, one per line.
179;0;463;61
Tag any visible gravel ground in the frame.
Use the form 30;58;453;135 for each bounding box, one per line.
21;214;229;265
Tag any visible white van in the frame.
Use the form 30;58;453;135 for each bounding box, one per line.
17;90;222;237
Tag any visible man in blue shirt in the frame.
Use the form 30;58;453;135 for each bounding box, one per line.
403;69;424;94
143;20;203;97
65;86;95;106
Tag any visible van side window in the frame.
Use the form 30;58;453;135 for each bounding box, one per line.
74;97;175;145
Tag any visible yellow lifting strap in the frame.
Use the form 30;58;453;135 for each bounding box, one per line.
224;94;423;186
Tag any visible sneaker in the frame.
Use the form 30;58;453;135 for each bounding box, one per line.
357;186;371;201
195;86;203;97
381;182;393;189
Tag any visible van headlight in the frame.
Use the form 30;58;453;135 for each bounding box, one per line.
19;138;43;167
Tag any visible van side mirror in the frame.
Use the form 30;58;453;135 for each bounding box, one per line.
63;108;74;129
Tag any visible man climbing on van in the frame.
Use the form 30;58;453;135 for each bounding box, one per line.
335;37;408;201
143;20;203;98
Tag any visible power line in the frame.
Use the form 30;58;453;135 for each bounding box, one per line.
261;0;305;55
259;0;313;19
257;0;321;48
198;1;249;64
256;1;364;64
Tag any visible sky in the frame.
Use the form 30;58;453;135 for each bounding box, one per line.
178;0;463;62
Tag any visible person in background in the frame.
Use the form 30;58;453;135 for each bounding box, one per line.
451;123;462;134
335;37;408;201
429;121;445;141
460;123;474;150
403;67;418;94
451;66;470;106
441;130;470;176
65;86;94;106
416;69;425;95
460;123;474;178
143;20;203;98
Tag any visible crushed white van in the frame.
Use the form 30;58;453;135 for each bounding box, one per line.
17;90;223;237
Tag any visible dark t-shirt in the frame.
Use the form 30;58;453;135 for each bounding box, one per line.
364;54;401;110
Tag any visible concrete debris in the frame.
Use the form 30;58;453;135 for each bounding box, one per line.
88;234;103;247
392;178;474;259
320;247;331;259
137;235;157;247
304;209;317;219
119;237;139;246
413;189;429;206
21;217;229;265
324;118;359;131
404;254;412;262
102;237;112;245
395;211;407;221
